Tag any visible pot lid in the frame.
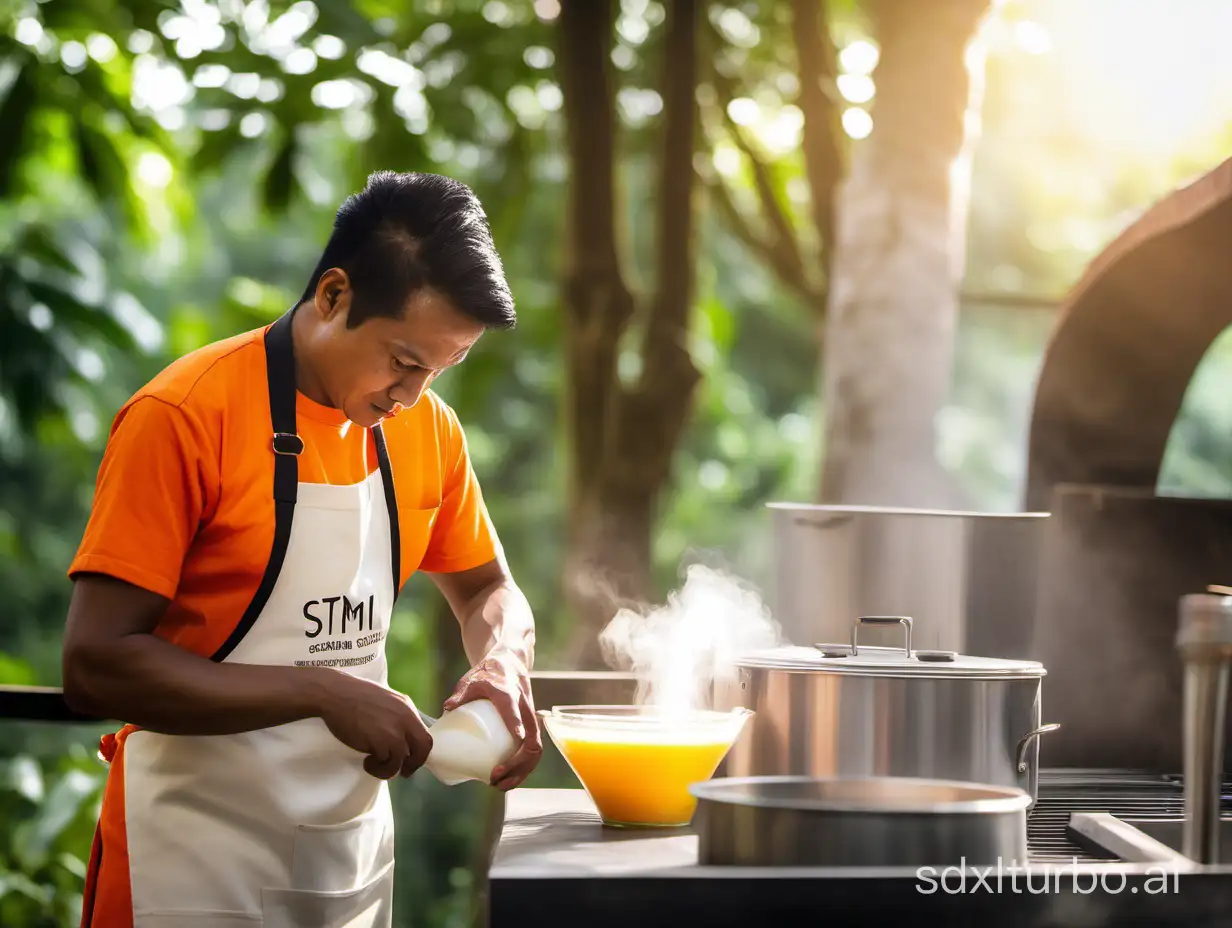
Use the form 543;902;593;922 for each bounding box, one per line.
736;616;1046;679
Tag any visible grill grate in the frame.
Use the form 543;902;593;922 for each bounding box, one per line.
1026;769;1232;864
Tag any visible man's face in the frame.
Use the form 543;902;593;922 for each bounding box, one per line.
306;270;485;428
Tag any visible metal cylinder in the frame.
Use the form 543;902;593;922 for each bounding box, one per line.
1176;592;1232;864
767;504;1048;659
690;776;1031;868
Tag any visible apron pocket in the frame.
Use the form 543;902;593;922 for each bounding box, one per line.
289;806;395;894
262;862;394;928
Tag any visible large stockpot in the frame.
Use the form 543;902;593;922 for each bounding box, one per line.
715;616;1060;806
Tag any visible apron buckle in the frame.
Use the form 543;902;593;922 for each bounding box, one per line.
272;432;304;455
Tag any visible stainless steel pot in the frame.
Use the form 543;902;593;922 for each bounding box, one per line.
768;503;1049;660
690;775;1031;867
715;616;1060;806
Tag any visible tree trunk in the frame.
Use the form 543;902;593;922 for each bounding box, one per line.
817;0;991;506
556;0;702;668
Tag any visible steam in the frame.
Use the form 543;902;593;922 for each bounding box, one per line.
598;562;784;714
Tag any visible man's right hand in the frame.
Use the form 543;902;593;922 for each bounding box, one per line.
315;671;434;779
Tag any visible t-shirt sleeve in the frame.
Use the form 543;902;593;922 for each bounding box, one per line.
68;395;218;599
419;404;500;574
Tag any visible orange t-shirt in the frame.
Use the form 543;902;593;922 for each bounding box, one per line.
68;323;500;659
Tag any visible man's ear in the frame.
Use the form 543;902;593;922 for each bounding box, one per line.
314;268;352;320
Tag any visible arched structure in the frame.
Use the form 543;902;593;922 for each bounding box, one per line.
1023;157;1232;771
1024;157;1232;511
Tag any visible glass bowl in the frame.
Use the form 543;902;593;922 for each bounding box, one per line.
538;704;754;828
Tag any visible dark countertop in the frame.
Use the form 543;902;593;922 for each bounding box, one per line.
488;788;1232;927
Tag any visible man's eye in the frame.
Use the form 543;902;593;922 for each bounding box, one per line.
392;357;420;372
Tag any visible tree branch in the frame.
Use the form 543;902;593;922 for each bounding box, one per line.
708;61;810;293
701;167;820;305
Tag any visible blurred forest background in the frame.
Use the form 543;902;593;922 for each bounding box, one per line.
2;0;1232;925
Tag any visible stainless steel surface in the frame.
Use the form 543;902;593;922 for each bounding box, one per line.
741;616;1048;679
1123;818;1232;865
719;616;1058;803
1177;593;1232;865
1072;813;1232;866
689;775;1030;867
768;503;1048;659
1067;813;1199;867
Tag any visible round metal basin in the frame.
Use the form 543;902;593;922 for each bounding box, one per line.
689;775;1031;868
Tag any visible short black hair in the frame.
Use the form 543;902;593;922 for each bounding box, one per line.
301;171;515;330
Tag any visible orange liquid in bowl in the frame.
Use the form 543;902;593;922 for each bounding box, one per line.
543;709;751;827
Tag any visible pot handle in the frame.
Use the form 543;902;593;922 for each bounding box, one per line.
1015;723;1061;774
852;616;913;657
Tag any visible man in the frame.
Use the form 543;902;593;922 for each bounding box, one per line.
61;170;541;927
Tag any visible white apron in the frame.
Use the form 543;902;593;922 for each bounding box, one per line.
117;308;434;927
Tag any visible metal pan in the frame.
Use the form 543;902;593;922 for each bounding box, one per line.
689;775;1031;868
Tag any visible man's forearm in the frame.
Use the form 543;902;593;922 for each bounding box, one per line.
459;579;536;670
64;632;333;735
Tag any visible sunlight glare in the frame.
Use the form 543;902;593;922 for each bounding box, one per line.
839;40;879;76
726;97;759;127
86;34;119;63
357;49;422;89
281;48;317;75
842;107;873;140
714;8;760;49
1014;21;1051;55
712;144;741;177
136;152;173;189
837;73;875;104
756;105;804;155
311;79;357;109
313;35;346;59
483;1;515;27
239;112;267;137
60;41;88;71
534;0;561;20
1035;0;1232;157
15;18;42;47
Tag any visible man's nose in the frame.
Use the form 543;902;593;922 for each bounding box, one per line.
390;370;432;408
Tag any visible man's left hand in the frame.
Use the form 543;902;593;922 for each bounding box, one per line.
444;647;542;790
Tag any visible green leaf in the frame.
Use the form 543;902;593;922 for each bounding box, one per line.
0;650;37;686
263;130;297;214
22;282;136;354
71;58;172;151
11;769;101;873
312;0;385;44
0;59;38;198
699;295;735;351
193;120;248;174
0;754;44;804
13;226;80;277
0;869;52;907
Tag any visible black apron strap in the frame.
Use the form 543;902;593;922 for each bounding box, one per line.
211;308;301;662
372;425;402;603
